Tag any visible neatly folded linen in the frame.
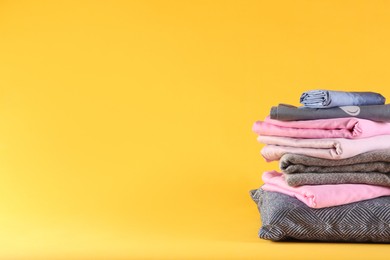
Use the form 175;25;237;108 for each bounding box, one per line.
252;116;390;139
258;135;390;161
285;172;390;187
270;103;390;122
300;90;385;108
261;171;390;208
250;188;390;242
280;150;390;174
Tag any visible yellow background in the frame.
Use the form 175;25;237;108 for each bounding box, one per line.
1;0;390;259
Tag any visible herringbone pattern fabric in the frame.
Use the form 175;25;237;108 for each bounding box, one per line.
250;188;390;242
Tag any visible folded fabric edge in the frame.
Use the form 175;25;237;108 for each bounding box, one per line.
249;188;262;204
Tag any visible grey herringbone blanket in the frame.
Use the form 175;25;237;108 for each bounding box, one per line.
250;188;390;242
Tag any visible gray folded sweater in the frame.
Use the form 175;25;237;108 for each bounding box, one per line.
280;149;390;174
284;172;390;187
270;103;390;122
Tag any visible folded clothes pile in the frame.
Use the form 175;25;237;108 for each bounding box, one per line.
250;90;390;242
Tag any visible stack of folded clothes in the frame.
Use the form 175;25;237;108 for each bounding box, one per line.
250;90;390;242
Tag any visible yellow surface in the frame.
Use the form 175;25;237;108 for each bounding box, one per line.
1;0;390;259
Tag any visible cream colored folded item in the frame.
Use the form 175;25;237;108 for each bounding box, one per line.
258;135;390;161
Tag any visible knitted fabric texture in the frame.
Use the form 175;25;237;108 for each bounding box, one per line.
280;149;390;174
250;188;390;242
285;171;390;187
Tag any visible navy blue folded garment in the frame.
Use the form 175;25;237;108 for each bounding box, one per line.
300;90;385;108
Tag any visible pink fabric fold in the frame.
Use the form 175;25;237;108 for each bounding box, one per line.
252;116;390;139
258;135;390;161
261;171;390;208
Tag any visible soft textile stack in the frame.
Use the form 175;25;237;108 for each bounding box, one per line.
250;90;390;242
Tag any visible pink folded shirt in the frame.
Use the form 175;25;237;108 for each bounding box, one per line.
253;116;390;139
261;171;390;208
258;135;390;161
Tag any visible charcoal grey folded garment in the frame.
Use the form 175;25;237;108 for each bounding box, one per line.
280;149;390;174
270;103;390;122
285;172;390;187
300;90;385;108
250;188;390;242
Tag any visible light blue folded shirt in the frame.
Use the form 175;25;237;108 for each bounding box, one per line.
300;90;385;108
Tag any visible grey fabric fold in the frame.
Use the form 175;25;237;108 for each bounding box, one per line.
280;149;390;174
284;172;390;187
270;103;390;122
250;188;390;242
300;90;385;108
